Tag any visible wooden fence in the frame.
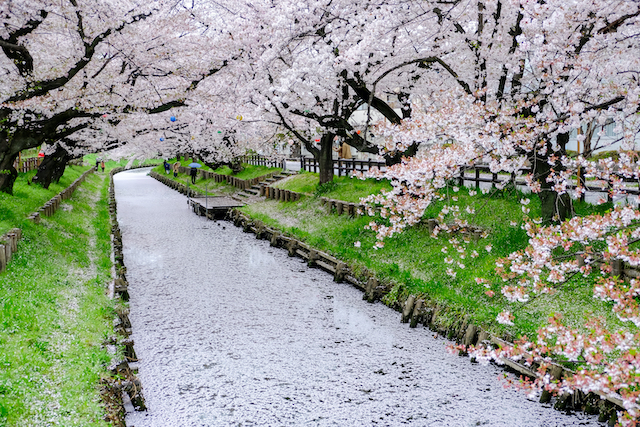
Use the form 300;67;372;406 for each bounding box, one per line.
241;155;285;169
458;165;640;202
12;157;42;173
300;157;387;176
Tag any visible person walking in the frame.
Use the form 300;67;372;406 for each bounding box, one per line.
172;161;180;177
340;142;352;159
190;166;197;184
334;141;352;159
100;160;105;172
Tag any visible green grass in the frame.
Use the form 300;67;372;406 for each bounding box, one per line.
210;164;280;180
0;156;157;237
273;172;393;202
161;158;280;180
151;162;282;196
0;170;117;426
241;178;633;341
0;165;88;237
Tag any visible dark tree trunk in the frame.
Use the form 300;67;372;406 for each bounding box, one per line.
32;145;72;189
318;133;335;184
0;151;19;195
291;142;301;158
0;109;19;194
384;142;419;166
533;133;573;225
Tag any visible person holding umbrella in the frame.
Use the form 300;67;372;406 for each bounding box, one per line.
189;162;201;184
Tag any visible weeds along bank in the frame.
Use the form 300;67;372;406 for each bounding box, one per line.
0;159;155;426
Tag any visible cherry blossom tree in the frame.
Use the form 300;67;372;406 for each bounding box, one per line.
352;1;640;423
0;0;239;193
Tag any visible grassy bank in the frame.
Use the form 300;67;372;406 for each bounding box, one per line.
0;158;154;426
151;166;634;342
252;173;630;339
151;161;281;196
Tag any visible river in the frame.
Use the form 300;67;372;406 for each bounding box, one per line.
115;168;600;427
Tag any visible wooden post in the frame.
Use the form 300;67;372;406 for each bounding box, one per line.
8;233;17;252
401;295;416;323
540;365;564;403
4;241;11;264
334;262;347;283
463;324;479;346
364;277;378;303
410;299;424;328
611;259;623;278
0;244;6;272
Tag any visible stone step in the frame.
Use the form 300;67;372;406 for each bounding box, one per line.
244;188;259;195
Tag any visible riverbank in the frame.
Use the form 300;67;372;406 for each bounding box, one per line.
0;158;157;426
154;163;628;340
152;162;635;423
124;168;603;426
